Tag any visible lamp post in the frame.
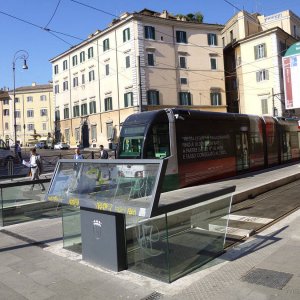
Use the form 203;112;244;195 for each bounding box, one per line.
12;50;29;156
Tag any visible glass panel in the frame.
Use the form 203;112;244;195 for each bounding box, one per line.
62;205;81;253
0;181;53;226
126;214;170;282
167;194;232;282
46;159;166;219
127;193;232;283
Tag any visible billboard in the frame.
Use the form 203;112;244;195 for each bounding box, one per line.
283;42;300;109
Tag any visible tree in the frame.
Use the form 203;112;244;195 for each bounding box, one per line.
194;12;204;23
175;12;204;23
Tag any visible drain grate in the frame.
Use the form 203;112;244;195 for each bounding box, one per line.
141;291;163;300
241;268;293;290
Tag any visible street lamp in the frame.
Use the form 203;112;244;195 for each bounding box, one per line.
12;50;29;156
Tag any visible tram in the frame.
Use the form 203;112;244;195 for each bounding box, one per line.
116;108;300;191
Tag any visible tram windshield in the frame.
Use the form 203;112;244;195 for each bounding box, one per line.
118;126;145;158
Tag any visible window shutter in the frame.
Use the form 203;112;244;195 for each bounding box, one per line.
254;45;258;60
144;26;148;39
176;31;180;42
124;94;128;107
214;34;218;46
178;92;182;104
210;93;213;105
152;27;155;40
266;69;269;80
128;29;130;41
188;92;191;105
207;33;211;45
183;31;187;43
263;43;267;57
123;30;126;42
256;71;260;82
156;91;159;105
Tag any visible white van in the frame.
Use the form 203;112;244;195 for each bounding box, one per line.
0;139;16;166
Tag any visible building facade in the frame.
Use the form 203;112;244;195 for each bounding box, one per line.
222;10;299;117
50;9;226;148
4;83;54;146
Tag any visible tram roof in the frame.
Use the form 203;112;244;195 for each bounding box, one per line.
123;108;262;126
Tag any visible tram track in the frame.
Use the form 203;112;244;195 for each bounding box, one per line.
224;179;300;249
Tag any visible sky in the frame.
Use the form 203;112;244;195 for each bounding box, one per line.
0;0;299;89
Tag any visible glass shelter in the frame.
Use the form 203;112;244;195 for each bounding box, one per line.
46;159;235;282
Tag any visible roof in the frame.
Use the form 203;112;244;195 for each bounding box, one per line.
238;26;296;45
8;84;52;93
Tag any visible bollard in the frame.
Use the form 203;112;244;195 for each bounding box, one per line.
7;159;14;177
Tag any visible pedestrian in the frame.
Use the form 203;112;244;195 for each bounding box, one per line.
16;142;22;161
28;148;45;191
73;147;84;159
99;145;109;159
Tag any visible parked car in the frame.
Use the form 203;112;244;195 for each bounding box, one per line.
0;139;16;166
54;142;70;150
35;142;46;149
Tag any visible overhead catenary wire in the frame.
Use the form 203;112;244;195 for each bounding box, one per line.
0;7;226;86
44;0;62;29
0;4;290;93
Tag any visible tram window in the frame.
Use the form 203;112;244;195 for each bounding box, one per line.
145;124;170;159
290;132;298;148
119;137;143;158
249;133;263;153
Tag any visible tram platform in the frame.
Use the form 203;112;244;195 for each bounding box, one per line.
0;162;300;299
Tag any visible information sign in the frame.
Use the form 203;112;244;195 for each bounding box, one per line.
45;159;167;218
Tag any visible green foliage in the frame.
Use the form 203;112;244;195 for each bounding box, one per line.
175;12;204;23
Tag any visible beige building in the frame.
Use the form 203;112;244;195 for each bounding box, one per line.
0;89;10;144
3;83;54;146
50;9;225;148
222;10;299;116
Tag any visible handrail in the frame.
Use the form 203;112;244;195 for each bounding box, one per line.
0;178;51;188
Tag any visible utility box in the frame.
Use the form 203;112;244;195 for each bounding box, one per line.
80;208;127;272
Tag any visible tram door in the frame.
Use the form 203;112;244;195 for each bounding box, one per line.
236;132;249;171
281;132;292;162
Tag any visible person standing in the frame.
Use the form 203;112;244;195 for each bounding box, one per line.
99;145;108;159
16;142;22;161
73;147;84;159
29;148;45;191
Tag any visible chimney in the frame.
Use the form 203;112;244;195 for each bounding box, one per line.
160;10;169;19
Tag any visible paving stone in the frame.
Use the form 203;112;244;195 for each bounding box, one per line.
0;270;56;300
0;252;23;266
28;269;65;286
0;281;26;300
47;279;91;298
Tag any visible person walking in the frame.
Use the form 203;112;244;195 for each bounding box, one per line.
29;148;45;191
99;145;109;159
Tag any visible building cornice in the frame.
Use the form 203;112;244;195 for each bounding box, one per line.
49;10;224;63
238;26;297;44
